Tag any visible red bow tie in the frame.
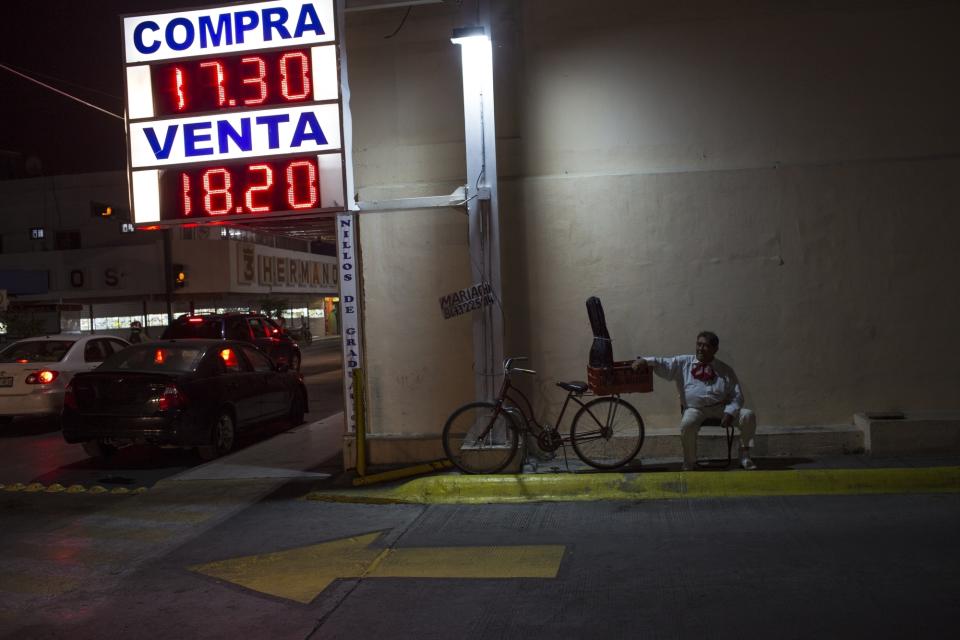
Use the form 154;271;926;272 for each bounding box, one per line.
691;362;716;383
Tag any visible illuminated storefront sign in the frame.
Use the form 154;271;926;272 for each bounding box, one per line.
123;0;345;226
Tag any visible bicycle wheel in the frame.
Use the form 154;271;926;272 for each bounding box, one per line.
570;397;644;469
442;401;520;474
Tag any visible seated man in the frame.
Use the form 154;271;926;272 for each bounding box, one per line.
632;331;757;471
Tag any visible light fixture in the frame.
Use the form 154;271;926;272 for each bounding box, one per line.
451;25;487;45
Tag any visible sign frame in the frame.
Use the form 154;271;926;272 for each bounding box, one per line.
121;0;347;229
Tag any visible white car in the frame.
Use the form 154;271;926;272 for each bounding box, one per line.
0;334;131;422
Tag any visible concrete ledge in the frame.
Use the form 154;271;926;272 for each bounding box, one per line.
643;424;864;458
349;424;866;467
306;466;960;505
857;412;960;456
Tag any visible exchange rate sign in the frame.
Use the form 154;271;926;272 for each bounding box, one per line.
123;0;345;225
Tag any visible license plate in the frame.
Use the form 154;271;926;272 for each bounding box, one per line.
0;377;13;387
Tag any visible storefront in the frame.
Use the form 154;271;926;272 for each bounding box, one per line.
0;173;339;340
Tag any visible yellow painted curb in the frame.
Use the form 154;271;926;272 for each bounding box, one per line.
306;467;960;505
0;481;146;495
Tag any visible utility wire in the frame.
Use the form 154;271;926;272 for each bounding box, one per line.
0;63;123;121
3;62;122;101
384;6;412;39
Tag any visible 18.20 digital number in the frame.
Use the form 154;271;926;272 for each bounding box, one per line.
161;156;321;219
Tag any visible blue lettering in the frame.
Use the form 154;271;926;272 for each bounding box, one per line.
294;4;325;37
255;114;290;148
217;119;252;153
166;17;195;51
234;10;259;44
133;21;161;54
184;123;214;156
198;14;232;48
262;8;291;41
143;125;178;160
290;112;328;147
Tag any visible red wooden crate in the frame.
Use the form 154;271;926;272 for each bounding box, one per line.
587;361;654;395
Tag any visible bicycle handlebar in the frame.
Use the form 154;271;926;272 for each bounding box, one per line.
503;357;536;376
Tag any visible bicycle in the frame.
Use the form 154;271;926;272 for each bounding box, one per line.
441;357;646;474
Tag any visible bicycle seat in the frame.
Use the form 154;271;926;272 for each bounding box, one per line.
556;380;589;394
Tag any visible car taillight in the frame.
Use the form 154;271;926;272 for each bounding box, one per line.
157;384;186;411
26;370;59;385
63;382;78;410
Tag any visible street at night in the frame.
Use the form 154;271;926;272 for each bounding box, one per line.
2;0;960;637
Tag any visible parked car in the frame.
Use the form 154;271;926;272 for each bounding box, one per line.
161;313;302;371
61;340;308;460
0;334;130;423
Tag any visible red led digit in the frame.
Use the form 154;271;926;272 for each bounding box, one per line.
199;60;227;107
279;52;311;101
173;67;187;111
181;173;192;216
241;56;267;105
286;160;318;209
202;168;233;215
245;164;274;212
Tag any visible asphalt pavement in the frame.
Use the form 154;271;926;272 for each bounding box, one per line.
3;344;960;639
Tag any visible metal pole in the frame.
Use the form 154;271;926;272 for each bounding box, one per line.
163;228;173;324
457;0;503;403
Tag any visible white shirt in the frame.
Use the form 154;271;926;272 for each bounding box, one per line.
641;354;744;416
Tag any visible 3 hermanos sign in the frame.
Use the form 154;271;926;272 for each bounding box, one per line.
236;243;338;290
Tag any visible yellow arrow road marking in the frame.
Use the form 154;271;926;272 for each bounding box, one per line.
190;531;565;604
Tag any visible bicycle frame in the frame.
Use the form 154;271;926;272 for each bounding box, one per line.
492;371;613;444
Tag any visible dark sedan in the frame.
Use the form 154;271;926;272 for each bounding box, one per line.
62;340;308;460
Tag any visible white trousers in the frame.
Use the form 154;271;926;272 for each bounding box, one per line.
680;406;757;468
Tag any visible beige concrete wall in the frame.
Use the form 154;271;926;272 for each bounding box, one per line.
512;0;960;427
348;0;960;463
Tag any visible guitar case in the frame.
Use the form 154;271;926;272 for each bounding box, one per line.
586;296;613;368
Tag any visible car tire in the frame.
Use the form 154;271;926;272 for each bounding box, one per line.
197;411;236;461
82;440;117;459
289;390;306;426
290;352;301;372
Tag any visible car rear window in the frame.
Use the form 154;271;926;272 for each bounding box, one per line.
100;345;205;372
162;319;222;339
0;340;75;363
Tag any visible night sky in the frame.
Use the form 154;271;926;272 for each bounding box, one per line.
0;0;213;177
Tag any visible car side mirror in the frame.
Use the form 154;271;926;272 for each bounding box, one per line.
277;362;290;373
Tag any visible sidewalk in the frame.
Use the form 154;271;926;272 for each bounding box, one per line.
140;411;960;505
